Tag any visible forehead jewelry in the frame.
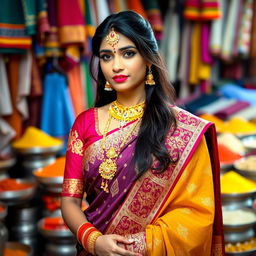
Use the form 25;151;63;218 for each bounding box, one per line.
106;28;119;53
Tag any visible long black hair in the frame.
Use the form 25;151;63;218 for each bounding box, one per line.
90;10;177;177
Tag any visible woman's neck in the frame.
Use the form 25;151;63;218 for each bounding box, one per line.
116;91;146;107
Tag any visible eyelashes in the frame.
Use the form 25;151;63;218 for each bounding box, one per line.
100;50;137;61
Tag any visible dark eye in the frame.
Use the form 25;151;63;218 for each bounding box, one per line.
100;54;112;61
123;51;136;58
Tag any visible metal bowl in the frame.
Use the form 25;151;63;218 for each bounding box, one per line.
5;241;32;256
13;144;63;155
38;215;75;242
241;135;256;154
234;156;256;181
222;191;256;208
0;178;37;205
223;207;256;243
33;169;63;193
0;201;7;220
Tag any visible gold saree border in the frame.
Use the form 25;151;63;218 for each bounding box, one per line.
62;178;84;197
105;106;210;235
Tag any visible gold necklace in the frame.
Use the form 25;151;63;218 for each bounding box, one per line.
99;112;140;193
109;100;145;122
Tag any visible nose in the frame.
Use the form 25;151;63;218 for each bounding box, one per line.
112;56;124;73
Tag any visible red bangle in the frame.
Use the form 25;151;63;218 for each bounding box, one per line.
77;222;94;244
81;227;97;250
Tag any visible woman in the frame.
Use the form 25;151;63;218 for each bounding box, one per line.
61;10;224;256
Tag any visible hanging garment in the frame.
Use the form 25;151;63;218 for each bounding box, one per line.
68;65;86;116
40;72;75;140
126;0;147;18
0;55;12;116
2;55;23;139
0;118;16;153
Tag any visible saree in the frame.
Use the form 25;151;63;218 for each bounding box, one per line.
62;106;225;256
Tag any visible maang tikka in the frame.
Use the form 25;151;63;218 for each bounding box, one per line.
106;28;119;53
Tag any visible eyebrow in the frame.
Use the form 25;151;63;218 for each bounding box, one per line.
99;45;137;54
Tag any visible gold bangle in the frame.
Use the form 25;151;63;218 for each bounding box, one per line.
87;231;103;255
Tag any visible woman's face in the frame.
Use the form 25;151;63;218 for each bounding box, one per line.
99;33;147;94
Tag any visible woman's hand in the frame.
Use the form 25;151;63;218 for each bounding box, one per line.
95;234;142;256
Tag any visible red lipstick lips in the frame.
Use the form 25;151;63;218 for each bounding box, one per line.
112;75;128;83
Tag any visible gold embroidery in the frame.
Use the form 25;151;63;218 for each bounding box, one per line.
180;208;192;214
62;178;84;195
200;197;214;207
177;223;188;240
126;232;146;254
67;130;84;156
186;183;197;194
82;123;140;172
110;179;119;198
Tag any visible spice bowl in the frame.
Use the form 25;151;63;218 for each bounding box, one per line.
234;156;256;181
33;171;63;193
222;191;256;209
0;178;38;205
38;214;75;243
241;135;256;154
4;241;32;256
223;207;256;243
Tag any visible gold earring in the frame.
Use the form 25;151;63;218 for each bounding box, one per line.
104;81;113;91
145;65;155;86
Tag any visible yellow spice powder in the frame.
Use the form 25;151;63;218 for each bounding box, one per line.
12;126;63;148
221;171;256;194
222;117;256;135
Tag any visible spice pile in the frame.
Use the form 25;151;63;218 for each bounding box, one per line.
221;171;256;194
225;237;256;253
42;216;69;230
218;144;242;165
223;208;256;225
235;156;256;172
0;178;33;192
3;248;28;256
12;126;62;148
34;157;65;178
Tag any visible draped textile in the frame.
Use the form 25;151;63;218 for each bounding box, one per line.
62;106;224;256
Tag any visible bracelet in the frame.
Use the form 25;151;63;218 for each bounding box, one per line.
77;222;94;244
76;222;102;254
87;230;103;255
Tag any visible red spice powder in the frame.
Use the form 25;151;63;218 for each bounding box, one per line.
0;178;33;192
218;143;242;164
43;216;69;230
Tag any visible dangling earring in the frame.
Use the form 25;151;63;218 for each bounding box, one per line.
104;81;113;91
145;65;155;86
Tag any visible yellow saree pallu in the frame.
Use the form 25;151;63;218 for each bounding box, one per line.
105;106;225;256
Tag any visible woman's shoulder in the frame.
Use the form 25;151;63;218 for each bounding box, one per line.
171;105;212;127
73;107;96;126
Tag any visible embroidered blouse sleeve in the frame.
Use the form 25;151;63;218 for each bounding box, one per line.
61;112;87;198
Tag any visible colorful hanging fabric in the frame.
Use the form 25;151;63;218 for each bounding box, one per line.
40;72;75;144
67;65;86;116
95;0;110;25
250;0;256;58
210;0;225;55
0;0;32;53
221;0;240;61
141;0;164;40
82;61;95;109
126;0;147;18
237;0;254;57
184;0;222;20
44;0;61;57
2;55;23;139
57;0;86;68
0;55;12;116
